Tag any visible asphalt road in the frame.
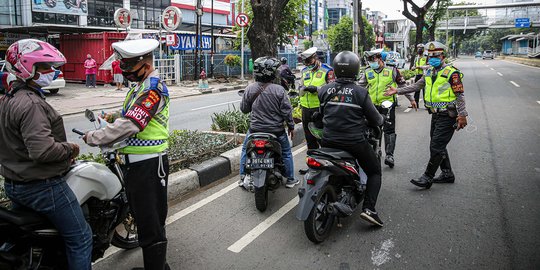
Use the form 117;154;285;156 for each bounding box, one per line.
63;91;242;154
92;56;540;270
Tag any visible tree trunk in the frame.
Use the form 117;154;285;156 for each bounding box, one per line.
358;1;368;52
247;0;289;60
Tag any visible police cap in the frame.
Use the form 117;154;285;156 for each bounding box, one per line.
112;39;159;60
425;41;448;57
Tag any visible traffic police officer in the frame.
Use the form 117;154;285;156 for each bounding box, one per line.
385;41;468;189
84;39;171;270
412;44;428;106
359;49;416;168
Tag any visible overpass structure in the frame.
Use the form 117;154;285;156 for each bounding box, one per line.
436;1;540;30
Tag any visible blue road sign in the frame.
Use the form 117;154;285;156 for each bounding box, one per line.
515;18;531;28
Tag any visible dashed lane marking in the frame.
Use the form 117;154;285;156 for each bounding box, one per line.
490;67;495;71
497;72;503;76
404;108;412;113
510;81;520;87
537;101;540;105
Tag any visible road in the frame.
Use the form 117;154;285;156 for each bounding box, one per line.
92;56;540;269
64;91;242;153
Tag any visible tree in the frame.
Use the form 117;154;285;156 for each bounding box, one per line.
426;0;451;42
327;16;374;53
402;0;437;67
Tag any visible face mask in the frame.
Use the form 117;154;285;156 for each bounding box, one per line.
428;58;442;68
369;61;380;70
33;72;56;87
122;64;146;82
418;50;424;55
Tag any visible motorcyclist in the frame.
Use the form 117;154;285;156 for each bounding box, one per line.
279;57;296;91
239;56;298;188
0;39;93;269
318;51;385;227
358;49;416;168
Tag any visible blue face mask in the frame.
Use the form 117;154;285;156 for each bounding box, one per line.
428;57;442;68
369;61;380;70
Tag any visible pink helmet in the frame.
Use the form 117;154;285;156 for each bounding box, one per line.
5;39;66;81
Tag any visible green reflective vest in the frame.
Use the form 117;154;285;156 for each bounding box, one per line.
365;67;397;106
415;56;427;75
120;80;170;154
300;65;332;108
424;65;459;109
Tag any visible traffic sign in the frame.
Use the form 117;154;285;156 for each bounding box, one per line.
236;13;249;27
515;18;530;28
114;8;132;28
162;6;183;32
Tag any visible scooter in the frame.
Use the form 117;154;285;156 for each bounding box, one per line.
0;109;138;269
296;101;392;243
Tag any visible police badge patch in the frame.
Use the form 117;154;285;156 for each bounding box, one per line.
315;71;323;78
383;70;390;76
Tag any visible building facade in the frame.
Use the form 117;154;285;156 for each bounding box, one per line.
327;0;351;26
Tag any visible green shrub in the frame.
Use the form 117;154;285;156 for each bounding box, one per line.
224;54;241;67
78;152;106;164
400;69;416;80
211;105;250;134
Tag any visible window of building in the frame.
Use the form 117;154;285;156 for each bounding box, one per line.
0;0;23;26
32;12;79;25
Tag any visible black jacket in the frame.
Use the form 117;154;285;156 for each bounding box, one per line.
318;79;383;145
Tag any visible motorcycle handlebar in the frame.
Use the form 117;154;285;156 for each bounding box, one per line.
72;128;85;136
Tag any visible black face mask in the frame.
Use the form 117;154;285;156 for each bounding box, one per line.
122;64;146;82
418;50;424;55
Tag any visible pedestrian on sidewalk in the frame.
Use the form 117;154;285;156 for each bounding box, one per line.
112;59;123;91
84;54;97;88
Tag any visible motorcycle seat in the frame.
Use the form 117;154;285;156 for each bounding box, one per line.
307;147;355;160
0;207;48;226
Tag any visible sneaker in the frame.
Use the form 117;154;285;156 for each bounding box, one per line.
285;178;299;188
360;208;384;227
238;175;246;188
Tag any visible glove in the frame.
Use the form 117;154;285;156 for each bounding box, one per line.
305;86;318;93
456;115;467;130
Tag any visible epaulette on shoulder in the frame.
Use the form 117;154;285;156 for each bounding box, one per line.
320;63;333;71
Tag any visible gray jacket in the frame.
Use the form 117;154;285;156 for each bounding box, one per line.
240;82;294;134
0;85;74;182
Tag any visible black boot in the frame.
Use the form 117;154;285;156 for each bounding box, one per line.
411;153;442;189
384;134;396;168
132;241;169;270
410;174;433;189
433;169;455;183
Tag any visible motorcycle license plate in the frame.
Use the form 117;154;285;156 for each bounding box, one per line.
246;158;274;169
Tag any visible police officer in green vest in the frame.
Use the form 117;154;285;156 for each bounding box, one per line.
359;49;416;168
412;44;428;106
84;39;171;270
385;41;468;189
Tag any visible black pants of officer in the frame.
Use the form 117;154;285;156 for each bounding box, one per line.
321;139;382;212
376;105;396;157
425;112;456;177
122;155;169;256
302;106;320;150
414;74;424;105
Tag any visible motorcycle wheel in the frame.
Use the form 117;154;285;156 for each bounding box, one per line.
304;185;337;244
254;185;268;212
111;214;139;249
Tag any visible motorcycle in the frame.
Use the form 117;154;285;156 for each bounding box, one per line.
0;109;138;269
44;0;57;8
296;100;392;243
64;0;88;13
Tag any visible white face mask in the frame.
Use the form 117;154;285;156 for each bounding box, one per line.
33;72;56;87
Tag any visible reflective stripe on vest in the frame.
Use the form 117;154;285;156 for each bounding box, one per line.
120;79;170;154
366;67;397;106
300;67;330;108
416;56;427;75
424;66;458;109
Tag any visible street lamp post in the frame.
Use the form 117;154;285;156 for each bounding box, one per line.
211;0;215;79
240;0;245;81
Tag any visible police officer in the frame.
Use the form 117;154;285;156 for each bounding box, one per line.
385;41;468;189
359;49;416;168
412;44;428;106
298;47;335;174
83;39;171;270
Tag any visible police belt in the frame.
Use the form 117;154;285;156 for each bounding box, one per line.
122;152;165;164
428;107;448;114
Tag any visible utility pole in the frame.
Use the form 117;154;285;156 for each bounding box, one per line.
309;0;313;38
352;0;358;55
240;0;245;81
211;0;215;78
194;0;202;80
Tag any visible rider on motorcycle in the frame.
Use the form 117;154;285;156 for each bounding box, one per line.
317;51;385;227
239;56;298;188
0;39;93;269
279;57;296;90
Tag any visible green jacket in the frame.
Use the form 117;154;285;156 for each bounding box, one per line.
300;63;334;108
365;67;397;106
424;65;460;109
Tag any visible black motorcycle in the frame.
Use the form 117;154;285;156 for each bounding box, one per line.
296;101;392;243
0;110;138;269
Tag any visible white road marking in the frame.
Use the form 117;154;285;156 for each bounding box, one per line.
490;67;495;71
191;99;242;111
227;196;300;253
510;81;520;87
404;108;412;113
497;72;503;76
371;239;396;266
537;101;540;105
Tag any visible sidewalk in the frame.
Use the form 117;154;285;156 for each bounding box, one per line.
499;55;540;68
48;79;249;116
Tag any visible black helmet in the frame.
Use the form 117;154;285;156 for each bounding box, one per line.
280;57;287;64
253;56;281;83
332;51;360;79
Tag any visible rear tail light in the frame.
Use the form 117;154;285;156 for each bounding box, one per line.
253;139;267;149
306;179;315;185
256;149;264;154
339;163;358;175
306;157;322;168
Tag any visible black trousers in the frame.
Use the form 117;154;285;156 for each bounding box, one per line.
426;112;456;176
122;155;169;248
413;74;423;105
301;106;320;150
321;140;382;212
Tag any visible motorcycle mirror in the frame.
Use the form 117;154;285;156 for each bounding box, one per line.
237;90;245;96
288;91;299;98
85;109;96;122
381;100;393;109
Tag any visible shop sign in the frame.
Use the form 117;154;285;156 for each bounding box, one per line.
169;34;211;51
32;0;88;16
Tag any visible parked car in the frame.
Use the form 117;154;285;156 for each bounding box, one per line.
475;51;482;58
385;51;406;69
482;50;494;59
0;60;65;94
